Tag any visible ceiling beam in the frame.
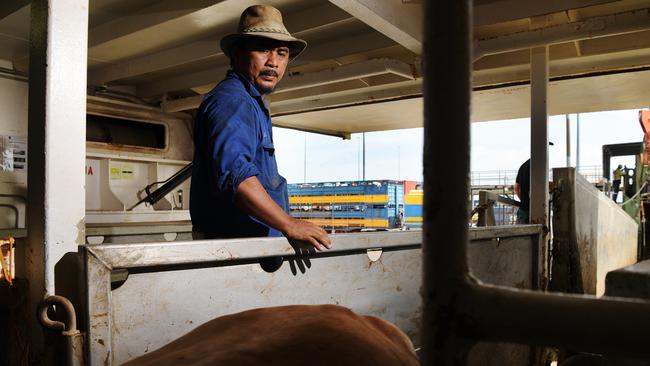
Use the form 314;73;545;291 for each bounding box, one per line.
473;48;650;88
270;123;351;140
328;0;421;54
89;39;219;85
270;79;422;116
474;0;622;26
138;66;229;99
137;31;396;97
88;0;262;65
88;3;352;85
161;59;415;112
476;8;650;58
88;0;219;48
0;0;29;21
276;58;414;93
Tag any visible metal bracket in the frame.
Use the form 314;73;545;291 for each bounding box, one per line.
38;295;84;366
366;248;383;262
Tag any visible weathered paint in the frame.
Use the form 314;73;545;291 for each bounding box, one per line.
552;167;638;296
26;0;88;360
80;228;543;365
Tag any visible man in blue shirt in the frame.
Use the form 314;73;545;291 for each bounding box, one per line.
190;5;331;251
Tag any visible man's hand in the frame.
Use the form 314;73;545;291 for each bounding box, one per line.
282;218;331;251
235;177;332;251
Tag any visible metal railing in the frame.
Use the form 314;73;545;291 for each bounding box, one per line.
470;165;604;187
472;191;520;227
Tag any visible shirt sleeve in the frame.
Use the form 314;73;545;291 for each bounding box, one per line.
203;96;261;197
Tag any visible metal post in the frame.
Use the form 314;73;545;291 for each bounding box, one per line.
529;46;549;227
421;0;472;364
362;132;366;180
357;135;361;180
576;113;581;170
566;114;571;167
27;0;88;358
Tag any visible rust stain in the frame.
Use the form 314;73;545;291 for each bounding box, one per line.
368;258;390;272
93;312;108;318
104;351;110;366
408;306;423;329
379;258;390;273
260;275;275;296
513;281;526;289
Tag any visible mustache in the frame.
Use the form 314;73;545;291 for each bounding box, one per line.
259;69;279;77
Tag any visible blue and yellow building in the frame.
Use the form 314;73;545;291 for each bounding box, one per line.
403;188;423;229
288;180;405;229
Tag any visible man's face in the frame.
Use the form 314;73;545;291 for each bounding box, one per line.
233;37;290;95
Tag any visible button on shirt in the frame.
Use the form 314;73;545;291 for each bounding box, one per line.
190;70;289;238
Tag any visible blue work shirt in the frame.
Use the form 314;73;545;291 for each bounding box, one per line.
190;70;288;238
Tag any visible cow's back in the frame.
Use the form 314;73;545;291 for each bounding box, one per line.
124;304;419;366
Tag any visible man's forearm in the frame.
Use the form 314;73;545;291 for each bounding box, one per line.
235;176;292;233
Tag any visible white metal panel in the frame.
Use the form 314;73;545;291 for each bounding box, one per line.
82;227;542;365
27;0;88;293
25;0;89;359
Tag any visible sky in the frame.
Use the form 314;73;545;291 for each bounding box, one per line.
272;108;646;184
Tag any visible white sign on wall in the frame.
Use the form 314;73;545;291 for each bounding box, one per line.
0;135;27;172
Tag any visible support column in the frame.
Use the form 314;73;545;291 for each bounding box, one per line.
27;0;88;357
362;132;366;180
530;46;550;292
566;114;571;167
421;0;472;364
576;113;581;169
529;46;549;226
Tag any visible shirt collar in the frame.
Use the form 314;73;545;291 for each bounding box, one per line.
227;70;271;115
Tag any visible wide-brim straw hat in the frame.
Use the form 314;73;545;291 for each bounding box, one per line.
220;5;307;61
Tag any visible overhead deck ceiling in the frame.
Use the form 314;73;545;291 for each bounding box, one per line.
1;0;649;137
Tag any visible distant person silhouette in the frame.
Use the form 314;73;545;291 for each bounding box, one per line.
514;159;530;224
515;142;554;224
612;164;624;202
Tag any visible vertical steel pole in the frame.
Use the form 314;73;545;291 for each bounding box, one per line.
576;113;581;170
362;132;366;180
422;0;472;364
530;46;549;289
27;0;88;359
566;114;571;167
529;46;549;226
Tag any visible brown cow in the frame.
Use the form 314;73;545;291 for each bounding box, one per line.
124;304;419;366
